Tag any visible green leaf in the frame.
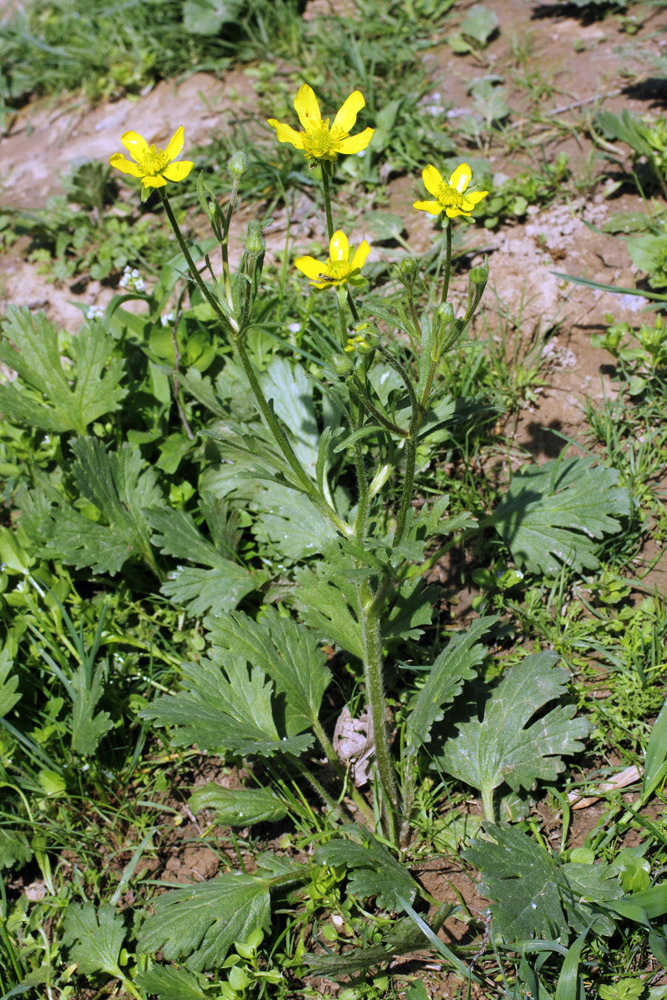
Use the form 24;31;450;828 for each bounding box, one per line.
405;617;496;764
70;660;113;755
136;964;209;1000
183;0;242;35
0;309;125;435
627;234;667;289
23;438;163;575
147;506;267;616
205;608;331;736
487;457;631;575
0;828;33;869
140;653;313;758
62;903;126;978
315;826;419;911
465;826;621;944
189;783;288;826
294;561;364;660
644;699;667;798
0;648;20;718
138;872;271;972
596;109;653;157
437;653;589;811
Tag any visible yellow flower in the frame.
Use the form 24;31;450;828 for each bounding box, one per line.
109;126;194;189
267;85;374;163
295;230;371;289
414;163;488;219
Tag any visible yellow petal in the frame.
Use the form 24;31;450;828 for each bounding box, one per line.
142;174;168;188
445;206;469;218
267;119;304;149
121;131;150;161
351;240;371;271
449;163;472;194
294;85;322;131
162;160;194;182
295;255;327;280
413;199;442;215
336;128;375;155
422;164;444;198
332;90;365;133
109;152;144;177
329;231;349;263
164;126;185;162
464;189;488;205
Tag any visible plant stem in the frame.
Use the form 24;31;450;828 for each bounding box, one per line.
159;190;353;540
482;785;496;824
441;218;452;305
321;164;335;241
357;580;399;845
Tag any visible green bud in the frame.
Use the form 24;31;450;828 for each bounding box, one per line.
228;151;247;179
331;352;353;376
245;221;264;256
469;265;487;285
433;303;455;326
400;256;419;277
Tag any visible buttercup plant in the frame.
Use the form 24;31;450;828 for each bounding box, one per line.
103;91;598;980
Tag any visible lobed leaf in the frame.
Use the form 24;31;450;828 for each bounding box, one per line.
62;903;126;978
139;872;271;972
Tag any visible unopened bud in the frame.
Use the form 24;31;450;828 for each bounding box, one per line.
469;265;487;285
434;303;455;326
228;151;247;179
400;257;419;277
245;221;264;255
331;352;353;376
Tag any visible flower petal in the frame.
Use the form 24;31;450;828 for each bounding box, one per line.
351;240;371;271
267;119;304;149
413;199;442;215
422;164;444;198
449;163;472;194
332;90;365;133
164;126;185;162
142;174;168;188
109;152;144;177
329;231;349;263
295;255;327;280
121;131;150;161
445;206;469;218
162;160;194;182
463;189;488;206
336;128;375;155
294;85;322;131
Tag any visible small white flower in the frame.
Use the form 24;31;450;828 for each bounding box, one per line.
288;322;301;333
161;312;175;327
134;277;146;292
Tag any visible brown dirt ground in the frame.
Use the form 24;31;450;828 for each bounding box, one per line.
1;0;666;995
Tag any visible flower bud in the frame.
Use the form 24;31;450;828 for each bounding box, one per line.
433;303;455;326
331;352;353;376
228;151;247;179
469;265;487;285
400;257;419;277
245;221;264;256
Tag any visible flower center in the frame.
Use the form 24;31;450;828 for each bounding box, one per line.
138;144;170;176
324;257;350;282
301;119;348;161
436;182;465;211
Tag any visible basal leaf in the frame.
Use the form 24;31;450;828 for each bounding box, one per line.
70;661;113;756
0;648;20;718
189;783;288;826
0;828;33;869
294;562;363;660
487;457;631;575
405;617;497;764
465;826;622;945
62;903;126;978
139;872;271;972
147;506;267;616
136;964;209;1000
0;309;125;435
140;654;313;758
316;826;419;911
437;652;589;810
204;608;331;736
26;438;164;576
